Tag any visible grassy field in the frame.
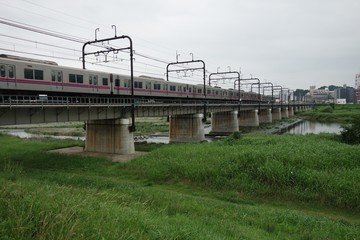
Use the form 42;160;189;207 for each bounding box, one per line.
298;104;360;123
1;132;360;239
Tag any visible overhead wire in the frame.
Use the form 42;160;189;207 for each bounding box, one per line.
0;17;210;85
1;3;262;85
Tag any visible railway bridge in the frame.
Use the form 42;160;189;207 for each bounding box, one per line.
0;95;311;154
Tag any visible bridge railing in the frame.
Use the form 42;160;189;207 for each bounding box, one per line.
0;95;308;107
0;95;237;106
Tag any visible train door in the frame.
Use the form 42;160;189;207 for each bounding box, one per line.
110;74;114;95
51;70;63;90
1;64;16;87
188;86;193;98
114;75;120;95
89;75;99;92
163;83;168;96
146;81;151;95
184;85;189;98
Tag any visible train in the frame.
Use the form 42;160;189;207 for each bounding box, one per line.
0;54;268;102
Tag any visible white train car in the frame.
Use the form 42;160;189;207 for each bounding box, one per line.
0;54;114;96
0;54;265;102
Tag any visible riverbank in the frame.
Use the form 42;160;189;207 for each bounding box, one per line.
0;132;359;239
298;104;360;123
0;117;304;141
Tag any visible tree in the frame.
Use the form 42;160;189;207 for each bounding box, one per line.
328;85;340;91
293;89;309;101
340;117;360;144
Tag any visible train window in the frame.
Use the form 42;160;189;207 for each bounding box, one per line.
77;75;83;84
154;83;161;90
163;84;168;91
34;70;44;80
89;75;93;85
197;89;202;94
134;81;142;88
69;74;83;84
115;79;120;87
0;65;5;77
8;65;15;78
24;69;34;79
170;85;176;91
102;78;108;86
207;89;211;94
177;86;182;92
69;74;76;83
188;87;192;93
183;87;187;92
146;82;151;89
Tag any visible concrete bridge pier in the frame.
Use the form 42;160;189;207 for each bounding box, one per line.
288;107;294;117
211;111;239;135
169;114;205;143
272;108;282;121
281;107;289;119
85;118;135;154
258;109;272;124
239;109;259;127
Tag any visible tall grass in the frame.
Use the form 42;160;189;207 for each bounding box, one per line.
125;133;360;212
0;133;359;239
298;104;360;123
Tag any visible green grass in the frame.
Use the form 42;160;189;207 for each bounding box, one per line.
298;104;360;123
0;133;360;239
126;133;360;211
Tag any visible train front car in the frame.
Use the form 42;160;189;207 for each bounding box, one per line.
0;54;118;98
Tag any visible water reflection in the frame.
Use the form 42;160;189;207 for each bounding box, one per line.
0;125;214;144
0;129;85;141
284;121;343;135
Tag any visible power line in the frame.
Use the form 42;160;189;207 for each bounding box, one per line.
0;47;81;62
0;18;207;83
0;33;82;53
0;17;86;43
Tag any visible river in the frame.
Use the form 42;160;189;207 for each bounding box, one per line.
0;125;213;144
0;121;343;143
282;121;343;135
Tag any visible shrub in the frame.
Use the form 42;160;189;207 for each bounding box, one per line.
340;116;360;144
319;106;333;113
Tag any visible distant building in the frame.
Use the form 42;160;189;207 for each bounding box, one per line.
335;85;356;104
356;74;360;102
336;99;347;104
308;86;334;103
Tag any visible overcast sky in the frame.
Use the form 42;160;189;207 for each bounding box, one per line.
1;0;360;91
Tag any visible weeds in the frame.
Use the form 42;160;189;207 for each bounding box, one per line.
0;134;359;239
340;116;360;144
